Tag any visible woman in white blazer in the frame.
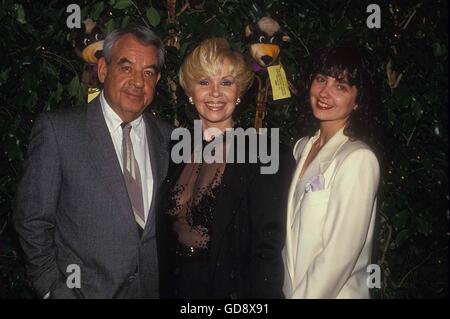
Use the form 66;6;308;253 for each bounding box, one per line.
283;47;381;299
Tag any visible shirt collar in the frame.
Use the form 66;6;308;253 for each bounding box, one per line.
100;91;145;140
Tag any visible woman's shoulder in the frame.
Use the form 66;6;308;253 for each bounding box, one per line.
340;138;376;156
293;136;310;161
336;138;379;168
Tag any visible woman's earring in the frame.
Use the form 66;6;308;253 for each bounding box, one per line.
188;97;194;105
236;98;241;105
353;104;358;110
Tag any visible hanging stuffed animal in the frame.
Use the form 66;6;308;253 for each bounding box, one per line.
245;16;293;129
72;18;106;102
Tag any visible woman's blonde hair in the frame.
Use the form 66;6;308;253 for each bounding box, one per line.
179;37;254;97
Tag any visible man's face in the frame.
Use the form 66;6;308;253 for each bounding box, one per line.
98;34;161;122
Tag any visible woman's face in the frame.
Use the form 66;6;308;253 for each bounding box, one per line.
310;73;358;127
190;59;239;131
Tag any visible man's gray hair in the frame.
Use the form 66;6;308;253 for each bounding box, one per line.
103;25;165;71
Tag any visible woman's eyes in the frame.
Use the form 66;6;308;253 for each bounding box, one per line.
221;80;233;86
315;75;326;82
198;79;234;86
336;84;349;91
315;75;350;92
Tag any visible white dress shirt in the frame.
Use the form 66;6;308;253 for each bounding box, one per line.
100;91;153;223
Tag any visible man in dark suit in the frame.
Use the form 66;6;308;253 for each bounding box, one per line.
14;26;172;298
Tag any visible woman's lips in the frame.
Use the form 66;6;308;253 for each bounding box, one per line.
317;100;333;110
205;102;226;110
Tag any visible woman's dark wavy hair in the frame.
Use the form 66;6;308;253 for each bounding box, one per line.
301;46;384;154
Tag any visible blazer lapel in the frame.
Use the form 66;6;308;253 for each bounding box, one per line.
287;135;315;227
85;98;139;240
317;127;348;179
285;136;309;282
142;113;169;239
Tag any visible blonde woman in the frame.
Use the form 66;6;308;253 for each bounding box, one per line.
157;38;294;299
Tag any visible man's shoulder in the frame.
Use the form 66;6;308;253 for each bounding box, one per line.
38;103;88;124
144;111;174;137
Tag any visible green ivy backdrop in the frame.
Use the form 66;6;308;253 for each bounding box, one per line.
0;0;447;298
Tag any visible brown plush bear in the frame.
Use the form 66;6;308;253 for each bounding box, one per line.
72;18;106;101
245;17;292;129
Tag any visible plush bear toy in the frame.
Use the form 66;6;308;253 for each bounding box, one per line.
72;18;106;102
245;17;292;129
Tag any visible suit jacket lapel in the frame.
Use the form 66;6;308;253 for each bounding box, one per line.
85;98;139;240
285;136;309;281
317;127;348;178
142;113;169;239
287;136;311;228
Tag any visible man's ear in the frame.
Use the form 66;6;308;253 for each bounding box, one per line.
97;57;108;83
156;72;161;84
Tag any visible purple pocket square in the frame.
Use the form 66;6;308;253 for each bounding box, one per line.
305;174;325;193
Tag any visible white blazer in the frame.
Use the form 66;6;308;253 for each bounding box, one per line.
282;127;380;299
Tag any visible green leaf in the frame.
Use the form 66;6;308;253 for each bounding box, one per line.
0;69;10;83
78;83;86;104
330;18;348;41
113;0;132;10
395;229;410;247
26;92;38;110
15;4;26;24
146;7;161;27
392;210;409;230
121;16;130;28
91;2;104;21
179;42;190;57
105;19;116;33
55;83;63;103
432;43;447;57
416;217;430;236
69;76;80;97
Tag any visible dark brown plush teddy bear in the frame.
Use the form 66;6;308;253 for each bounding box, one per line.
72;18;106;101
245;17;292;129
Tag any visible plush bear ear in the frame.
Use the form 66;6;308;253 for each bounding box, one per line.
282;34;291;43
245;24;254;38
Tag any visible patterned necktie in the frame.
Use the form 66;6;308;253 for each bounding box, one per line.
121;122;145;234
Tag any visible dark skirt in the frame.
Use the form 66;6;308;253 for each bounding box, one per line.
175;255;210;299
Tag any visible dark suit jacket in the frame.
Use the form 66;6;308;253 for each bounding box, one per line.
14;97;172;298
157;130;295;299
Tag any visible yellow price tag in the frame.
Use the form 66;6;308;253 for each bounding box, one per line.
267;65;291;100
87;87;101;103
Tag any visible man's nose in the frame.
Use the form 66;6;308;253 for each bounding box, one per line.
131;71;144;88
